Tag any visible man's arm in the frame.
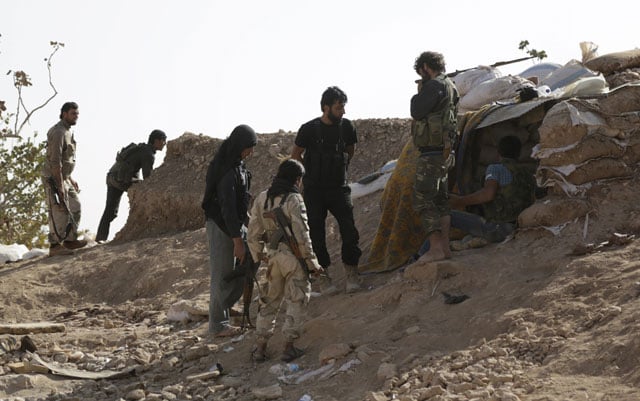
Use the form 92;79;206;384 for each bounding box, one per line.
291;144;305;162
449;179;498;210
217;170;246;262
141;153;155;179
47;128;67;199
345;144;355;164
410;79;444;120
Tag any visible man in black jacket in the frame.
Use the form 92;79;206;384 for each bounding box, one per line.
291;86;362;294
201;124;257;337
95;129;166;242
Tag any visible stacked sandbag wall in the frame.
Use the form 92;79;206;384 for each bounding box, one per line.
518;84;640;228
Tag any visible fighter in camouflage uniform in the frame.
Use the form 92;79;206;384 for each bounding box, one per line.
42;102;87;256
410;51;459;262
247;159;323;363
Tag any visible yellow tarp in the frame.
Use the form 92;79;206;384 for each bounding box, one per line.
359;140;426;273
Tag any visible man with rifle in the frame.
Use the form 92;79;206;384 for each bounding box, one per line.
247;159;323;363
42;102;87;256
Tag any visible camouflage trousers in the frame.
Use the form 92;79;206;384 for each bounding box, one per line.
412;152;454;235
42;176;81;245
256;250;310;343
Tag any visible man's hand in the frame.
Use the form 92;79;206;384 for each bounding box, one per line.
69;177;79;192
232;237;245;264
308;260;324;277
449;193;464;210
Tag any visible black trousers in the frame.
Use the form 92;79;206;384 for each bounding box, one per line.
303;185;361;269
96;181;125;241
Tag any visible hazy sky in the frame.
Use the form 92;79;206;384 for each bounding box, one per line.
1;0;638;242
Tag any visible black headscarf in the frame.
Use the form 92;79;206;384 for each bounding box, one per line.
202;125;257;219
265;177;299;209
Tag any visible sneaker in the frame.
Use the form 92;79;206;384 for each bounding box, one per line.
63;239;88;250
49;244;74;257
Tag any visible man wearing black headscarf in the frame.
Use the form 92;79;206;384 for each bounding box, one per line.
247;159;323;362
202;124;257;337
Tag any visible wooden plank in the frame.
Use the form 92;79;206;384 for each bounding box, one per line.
0;322;66;335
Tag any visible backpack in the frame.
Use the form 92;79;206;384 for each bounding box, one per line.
110;142;145;189
116;142;141;162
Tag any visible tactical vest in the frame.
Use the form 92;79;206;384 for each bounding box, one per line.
109;143;145;189
411;74;459;151
303;120;349;188
482;159;535;224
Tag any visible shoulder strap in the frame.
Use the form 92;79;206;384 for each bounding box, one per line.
313;119;345;151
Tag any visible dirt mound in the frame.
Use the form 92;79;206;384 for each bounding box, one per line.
116;118;411;242
3;108;640;400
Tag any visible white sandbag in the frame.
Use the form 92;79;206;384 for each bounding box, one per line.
540;59;599;90
517;62;562;82
459;75;533;113
0;243;29;263
350;172;391;199
584;48;640;76
451;66;502;97
559;75;608;97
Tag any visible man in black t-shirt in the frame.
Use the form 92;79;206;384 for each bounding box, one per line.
291;86;362;295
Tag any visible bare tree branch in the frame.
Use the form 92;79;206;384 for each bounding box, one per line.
15;42;62;136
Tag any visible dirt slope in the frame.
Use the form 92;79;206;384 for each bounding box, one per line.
1;119;640;401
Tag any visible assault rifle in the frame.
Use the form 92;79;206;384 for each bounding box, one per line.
46;176;77;242
446;55;536;78
263;207;311;279
223;245;259;329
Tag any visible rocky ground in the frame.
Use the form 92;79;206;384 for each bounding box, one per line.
1;118;640;401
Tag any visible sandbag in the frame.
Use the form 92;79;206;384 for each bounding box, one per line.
540;60;599;91
605;69;640;89
538;102;623;149
518;198;591;228
538;136;625;167
584;48;640;76
459;75;534;113
538;158;631;186
517;62;562;82
597;83;640;114
451;66;502;97
560;75;608;97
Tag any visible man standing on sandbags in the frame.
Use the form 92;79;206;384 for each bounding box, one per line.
95;129;167;242
411;51;460;263
291;86;362;295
